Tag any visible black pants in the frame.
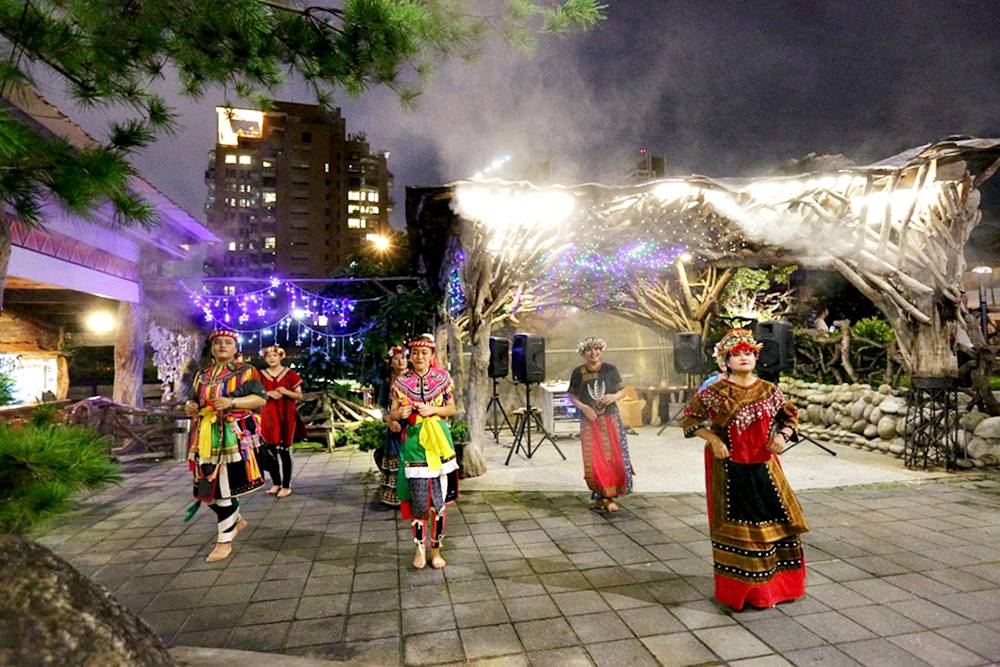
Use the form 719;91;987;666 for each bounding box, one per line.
265;445;293;488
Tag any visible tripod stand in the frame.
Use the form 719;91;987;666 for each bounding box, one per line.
656;374;700;435
758;369;837;457
505;382;566;465
486;377;514;443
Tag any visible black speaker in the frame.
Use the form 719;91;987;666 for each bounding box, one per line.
488;337;510;379
673;332;703;373
511;333;545;384
754;320;794;374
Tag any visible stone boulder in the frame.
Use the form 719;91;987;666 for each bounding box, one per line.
878;397;907;415
0;534;174;667
864;424;878;439
849;399;866;420
877;415;898;440
973;416;1000;440
960;410;989;431
851;419;867;434
869;407;884;424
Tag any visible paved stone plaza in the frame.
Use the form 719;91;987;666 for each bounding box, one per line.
37;431;1000;666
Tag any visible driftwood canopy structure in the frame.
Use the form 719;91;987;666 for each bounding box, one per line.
408;137;1000;476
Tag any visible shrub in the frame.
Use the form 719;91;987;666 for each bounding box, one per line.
450;420;469;443
852;317;895;344
355;419;387;452
0;369;15;406
0;420;122;534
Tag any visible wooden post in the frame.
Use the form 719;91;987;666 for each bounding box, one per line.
113;299;147;408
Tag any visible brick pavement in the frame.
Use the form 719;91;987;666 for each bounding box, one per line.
37;448;1000;666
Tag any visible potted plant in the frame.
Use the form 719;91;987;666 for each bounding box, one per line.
354;418;388;470
450;419;469;470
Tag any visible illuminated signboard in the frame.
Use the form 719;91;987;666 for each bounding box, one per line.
216;107;265;146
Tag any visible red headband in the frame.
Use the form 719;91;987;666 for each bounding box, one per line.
208;330;239;343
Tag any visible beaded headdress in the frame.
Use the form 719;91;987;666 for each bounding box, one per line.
576;337;607;356
386;344;407;361
714;328;762;366
208;330;239;343
408;333;436;350
262;345;285;358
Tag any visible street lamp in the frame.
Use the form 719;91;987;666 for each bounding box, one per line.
678;252;693;263
972;266;993;337
366;233;391;253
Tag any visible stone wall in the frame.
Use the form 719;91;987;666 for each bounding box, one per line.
779;378;1000;467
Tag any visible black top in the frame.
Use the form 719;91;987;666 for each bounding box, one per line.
569;363;624;416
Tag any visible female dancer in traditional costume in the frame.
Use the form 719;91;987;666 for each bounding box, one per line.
568;337;635;512
183;330;267;562
377;344;408;507
681;328;808;610
260;345;304;498
390;335;458;569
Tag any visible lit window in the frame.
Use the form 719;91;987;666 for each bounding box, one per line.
263;192;277;203
348;191;362;201
366;205;380;214
224;154;237;164
228;241;237;251
238;155;252;165
348;204;361;214
367;192;379;202
264;236;276;249
224;285;236;295
324;162;330;173
262;160;273;168
348;218;364;229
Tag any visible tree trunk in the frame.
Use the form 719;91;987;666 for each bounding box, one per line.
0;220;11;310
447;319;466;419
461;319;491;478
836;320;859;382
909;315;958;379
113;299;147;408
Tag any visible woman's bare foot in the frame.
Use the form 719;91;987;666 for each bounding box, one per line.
412;545;427;569
276;488;292;498
235;518;248;535
606;501;620;512
206;542;232;562
430;548;446;569
266;486;280;495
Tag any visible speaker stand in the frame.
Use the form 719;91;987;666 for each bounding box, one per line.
656;374;700;435
782;431;837;456
505;383;565;465
487;377;514;443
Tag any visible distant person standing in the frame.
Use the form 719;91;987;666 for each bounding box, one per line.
260;345;304;499
813;307;830;332
377;344;408;507
568;337;635;512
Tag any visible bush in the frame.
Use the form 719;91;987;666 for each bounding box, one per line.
0;417;122;534
355;419;387;452
852;317;895;344
0;369;15;406
450;420;469;443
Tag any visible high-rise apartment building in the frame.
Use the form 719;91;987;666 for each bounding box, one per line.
204;101;392;278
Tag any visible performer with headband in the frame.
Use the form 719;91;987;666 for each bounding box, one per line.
377;344;408;507
183;330;267;562
568;337;635;512
681;328;808;610
260;345;304;499
390;334;459;569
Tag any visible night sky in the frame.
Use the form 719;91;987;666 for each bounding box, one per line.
36;1;1000;235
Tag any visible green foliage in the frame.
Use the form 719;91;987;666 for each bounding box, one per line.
719;265;797;326
450;419;469;443
1;0;605;228
334;427;360;448
0;368;15;406
0;420;122;534
295;348;352;387
355;418;387;452
852;317;895;344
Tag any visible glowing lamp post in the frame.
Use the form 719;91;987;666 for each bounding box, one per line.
366;233;391;253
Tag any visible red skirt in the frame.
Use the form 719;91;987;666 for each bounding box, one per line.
580;413;633;498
